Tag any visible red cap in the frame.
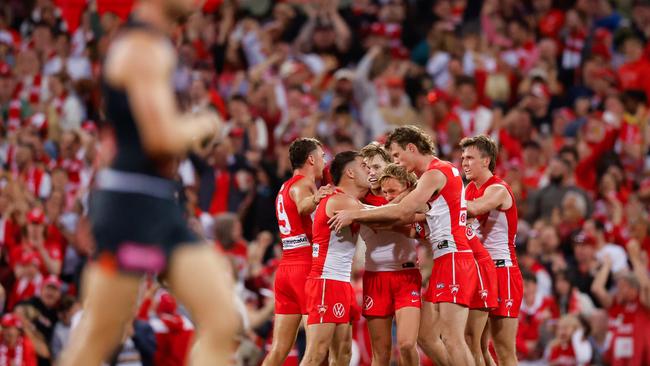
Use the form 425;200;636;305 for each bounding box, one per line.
0;62;11;78
156;292;177;315
1;313;22;329
391;46;409;60
27;207;45;224
43;275;62;289
370;22;385;36
229;126;245;138
386;77;404;89
427;89;450;104
531;82;551;99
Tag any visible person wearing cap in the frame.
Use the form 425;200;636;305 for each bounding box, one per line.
0;313;38;366
148;292;195;366
9;207;63;277
14;274;63;365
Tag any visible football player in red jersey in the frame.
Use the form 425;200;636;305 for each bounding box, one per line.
264;138;333;366
460;135;523;366
359;144;422;366
330;126;478;366
301;151;368;366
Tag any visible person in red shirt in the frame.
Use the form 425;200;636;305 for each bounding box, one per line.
617;35;650;100
9;208;62;276
6;253;42;312
518;271;559;362
544;314;593;366
0;313;37;366
149;292;195;366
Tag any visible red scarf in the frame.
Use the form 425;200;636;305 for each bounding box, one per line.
0;337;36;366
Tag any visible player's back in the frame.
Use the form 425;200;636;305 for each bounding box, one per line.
310;190;359;282
275;175;313;265
465;175;518;266
424;158;471;259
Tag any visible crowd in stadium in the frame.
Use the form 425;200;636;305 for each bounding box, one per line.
0;0;649;365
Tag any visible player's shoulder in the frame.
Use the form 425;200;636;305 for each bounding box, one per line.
105;31;174;84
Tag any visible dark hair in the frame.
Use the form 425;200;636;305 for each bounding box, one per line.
522;271;537;283
558;146;579;163
229;94;247;104
289;138;322;170
455;75;476;89
593;219;606;233
360;142;392;164
334;104;351;115
459;135;499;172
330;151;359;185
384;125;436;156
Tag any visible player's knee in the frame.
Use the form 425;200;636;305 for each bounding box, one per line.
493;336;515;356
397;337;417;354
372;345;391;365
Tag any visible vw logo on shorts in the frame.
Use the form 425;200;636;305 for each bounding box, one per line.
333;303;346;318
363;296;374;310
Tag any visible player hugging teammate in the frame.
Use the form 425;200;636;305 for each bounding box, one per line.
267;127;522;366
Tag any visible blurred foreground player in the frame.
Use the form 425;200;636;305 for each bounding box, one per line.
60;0;239;365
263;138;332;366
461;135;522;366
301;151;368;366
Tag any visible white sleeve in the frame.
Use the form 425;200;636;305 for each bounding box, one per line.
536;269;553;297
39;173;52;199
571;329;593;365
255;118;268;150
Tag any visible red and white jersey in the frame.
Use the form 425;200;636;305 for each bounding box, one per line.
546;342;579;366
424;158;472;260
360;193;418;271
310;190;359;282
465;175;519;265
275;175;313;265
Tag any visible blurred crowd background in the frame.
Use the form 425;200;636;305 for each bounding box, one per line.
0;0;649;365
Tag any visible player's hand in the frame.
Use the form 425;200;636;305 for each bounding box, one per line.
328;210;356;233
196;110;222;141
314;184;334;202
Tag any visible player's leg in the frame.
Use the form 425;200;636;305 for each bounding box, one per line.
329;323;352;366
417;301;449;365
438;302;474;366
395;307;420;366
262;314;303;366
465;309;489;366
489;317;518;366
300;323;337;366
167;244;240;366
59;263;142;366
481;320;497;366
366;317;393;366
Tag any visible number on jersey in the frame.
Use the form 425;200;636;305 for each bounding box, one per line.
276;194;292;235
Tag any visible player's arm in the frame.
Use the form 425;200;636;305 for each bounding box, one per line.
291;180;334;216
105;33;219;156
326;194;364;222
466;184;511;217
329;170;445;232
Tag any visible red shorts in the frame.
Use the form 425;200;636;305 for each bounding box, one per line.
362;269;422;317
470;257;498;310
423;251;478;307
274;264;311;314
305;278;358;325
490;265;523;318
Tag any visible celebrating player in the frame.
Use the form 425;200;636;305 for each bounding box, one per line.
460;135;522;366
264;138;333;366
329;126;478;366
359;144;421;366
301;151;368;366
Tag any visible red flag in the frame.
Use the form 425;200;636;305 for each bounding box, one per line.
55;0;87;33
97;0;135;20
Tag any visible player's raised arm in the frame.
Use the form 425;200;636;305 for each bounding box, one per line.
105;33;219;156
328;169;445;232
466;184;512;217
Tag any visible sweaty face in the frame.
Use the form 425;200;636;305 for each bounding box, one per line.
381;177;407;202
351;157;369;188
388;143;416;173
461;146;488;181
364;155;388;190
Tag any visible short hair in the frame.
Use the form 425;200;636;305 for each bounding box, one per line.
229;94;247;104
214;213;239;246
384;126;436;156
522;271;537;283
360;142;392;164
563;191;587;218
558;146;579;163
459;135;499;172
330;151;359;185
379;163;417;189
289;138;322;170
455;75;476;89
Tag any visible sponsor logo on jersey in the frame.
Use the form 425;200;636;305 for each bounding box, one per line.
333;303;345;318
